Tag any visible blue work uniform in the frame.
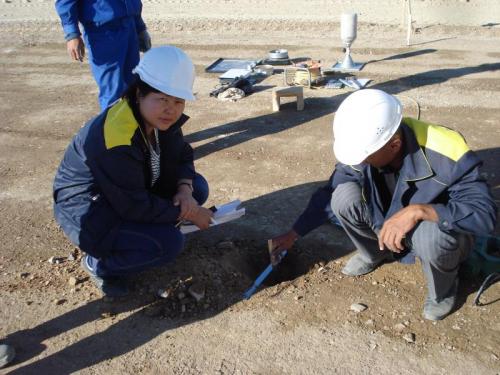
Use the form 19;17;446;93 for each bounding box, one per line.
293;118;497;300
55;0;147;110
53;99;208;277
294;118;497;237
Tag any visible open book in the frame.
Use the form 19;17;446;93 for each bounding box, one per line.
179;199;245;234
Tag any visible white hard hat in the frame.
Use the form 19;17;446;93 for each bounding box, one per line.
333;89;402;165
132;45;196;101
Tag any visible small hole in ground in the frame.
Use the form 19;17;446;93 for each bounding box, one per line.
228;247;311;287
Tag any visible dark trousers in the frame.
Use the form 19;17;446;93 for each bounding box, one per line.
330;182;472;301
86;174;209;278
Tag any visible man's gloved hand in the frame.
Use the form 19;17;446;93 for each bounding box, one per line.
138;30;152;52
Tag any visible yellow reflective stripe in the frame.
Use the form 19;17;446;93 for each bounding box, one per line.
404;117;469;162
104;100;139;149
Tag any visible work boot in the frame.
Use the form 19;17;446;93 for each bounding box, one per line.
81;256;129;298
423;279;458;321
0;344;15;368
341;252;391;276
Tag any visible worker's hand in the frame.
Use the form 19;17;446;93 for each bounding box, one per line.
138;30;151;52
379;204;439;253
185;206;213;230
66;37;85;62
173;187;198;220
378;205;421;252
269;229;298;266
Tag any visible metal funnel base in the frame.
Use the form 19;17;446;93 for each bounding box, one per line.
332;53;365;72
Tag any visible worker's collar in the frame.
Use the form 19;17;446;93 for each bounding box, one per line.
398;122;434;182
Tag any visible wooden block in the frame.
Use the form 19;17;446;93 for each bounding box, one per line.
271;86;304;112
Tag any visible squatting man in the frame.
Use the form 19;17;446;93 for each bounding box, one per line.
271;89;497;321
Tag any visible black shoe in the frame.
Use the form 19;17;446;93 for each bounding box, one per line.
81;256;129;298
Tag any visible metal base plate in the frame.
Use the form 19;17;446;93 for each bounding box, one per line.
262;58;291;66
331;62;365;72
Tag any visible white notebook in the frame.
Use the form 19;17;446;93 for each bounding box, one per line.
180;199;245;234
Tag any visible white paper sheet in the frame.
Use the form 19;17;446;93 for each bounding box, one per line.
180;200;245;234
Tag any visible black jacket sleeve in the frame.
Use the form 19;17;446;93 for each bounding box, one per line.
89;145;181;223
293;164;362;236
177;130;196;181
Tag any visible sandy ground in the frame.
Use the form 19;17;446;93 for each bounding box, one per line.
0;1;500;374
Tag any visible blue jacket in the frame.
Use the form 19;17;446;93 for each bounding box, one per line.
53;100;195;257
55;0;146;40
293;118;497;237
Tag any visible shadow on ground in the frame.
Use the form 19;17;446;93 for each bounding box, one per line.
187;60;500;160
4;181;350;374
6;160;499;372
7;174;497;373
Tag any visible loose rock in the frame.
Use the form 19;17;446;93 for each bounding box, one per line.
188;283;206;302
403;333;416;343
101;311;116;319
48;256;62;265
394;323;406;333
68;276;78;287
350;303;368;313
157;288;171;299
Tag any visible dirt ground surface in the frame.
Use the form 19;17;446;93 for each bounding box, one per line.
1;1;500;374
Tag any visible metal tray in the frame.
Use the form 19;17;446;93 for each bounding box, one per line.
205;58;259;73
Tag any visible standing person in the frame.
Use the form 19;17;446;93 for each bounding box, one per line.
55;0;152;110
53;46;213;297
271;89;497;321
